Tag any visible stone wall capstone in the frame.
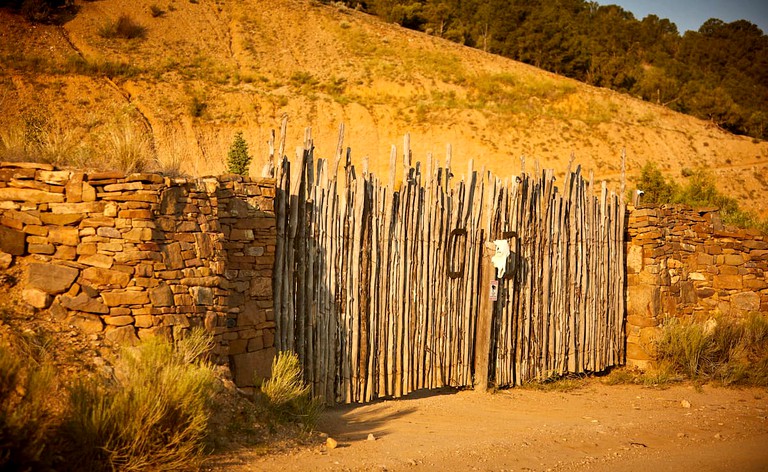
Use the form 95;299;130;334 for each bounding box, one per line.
0;161;277;388
625;204;768;368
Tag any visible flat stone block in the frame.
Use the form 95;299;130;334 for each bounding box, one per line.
0;226;25;255
105;325;139;345
731;292;760;312
103;315;135;326
28;262;79;294
60;293;109;314
22;288;51;309
102;290;149;306
627;285;661;318
0;187;64;203
82;267;131;288
78;253;114;269
0;251;12;269
68;313;104;334
714;274;742;290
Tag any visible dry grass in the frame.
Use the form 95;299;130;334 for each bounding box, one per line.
1;51;141;78
63;328;219;471
258;351;323;431
655;314;768;386
0;117;78;166
0;124;26;162
101;122;154;174
0;306;221;472
605;315;768;388
520;373;590;393
1;114;160;174
98;15;147;40
34;120;79;166
0;344;56;471
601;363;681;388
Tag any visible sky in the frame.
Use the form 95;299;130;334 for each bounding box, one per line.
605;0;768;34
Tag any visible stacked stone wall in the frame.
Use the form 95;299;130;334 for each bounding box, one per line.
0;161;276;388
625;205;768;367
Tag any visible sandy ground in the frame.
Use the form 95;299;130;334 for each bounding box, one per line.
208;381;768;472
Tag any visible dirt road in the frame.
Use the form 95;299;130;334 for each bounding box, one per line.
211;381;768;471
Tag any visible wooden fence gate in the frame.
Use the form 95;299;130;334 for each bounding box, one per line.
273;132;626;404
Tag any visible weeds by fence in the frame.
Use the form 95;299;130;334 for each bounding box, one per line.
655;314;768;386
0;325;218;471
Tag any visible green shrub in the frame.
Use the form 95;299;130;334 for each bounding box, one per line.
226;131;251;176
20;0;52;22
99;15;147;40
632;164;768;233
633;162;677;204
675;169;768;232
259;351;323;430
62;328;218;471
289;72;320;92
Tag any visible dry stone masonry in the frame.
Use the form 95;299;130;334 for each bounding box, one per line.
625;205;768;367
3;159;767;385
0;161;277;388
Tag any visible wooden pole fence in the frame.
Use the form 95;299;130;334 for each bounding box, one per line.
273;131;626;403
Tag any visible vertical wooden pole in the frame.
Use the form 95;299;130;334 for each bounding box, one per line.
474;241;496;392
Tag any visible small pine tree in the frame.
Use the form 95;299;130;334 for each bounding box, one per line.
226;131;251;176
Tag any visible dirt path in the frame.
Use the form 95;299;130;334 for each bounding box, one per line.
208;381;768;471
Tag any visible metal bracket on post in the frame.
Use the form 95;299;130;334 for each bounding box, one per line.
447;228;467;279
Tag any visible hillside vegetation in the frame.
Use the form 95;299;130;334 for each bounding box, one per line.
354;0;768;141
1;0;767;216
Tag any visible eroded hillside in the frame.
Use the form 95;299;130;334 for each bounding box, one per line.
1;0;767;214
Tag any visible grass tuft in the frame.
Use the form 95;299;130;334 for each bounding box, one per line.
601;363;680;388
521;373;589;392
102;122;153;174
0;116;79;166
99;15;147;40
189;94;207;118
150;4;165;17
258;351;323;431
0;123;26;162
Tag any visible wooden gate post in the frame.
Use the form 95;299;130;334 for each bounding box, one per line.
474;242;496;392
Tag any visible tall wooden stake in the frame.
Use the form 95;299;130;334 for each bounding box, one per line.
474;240;496;392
